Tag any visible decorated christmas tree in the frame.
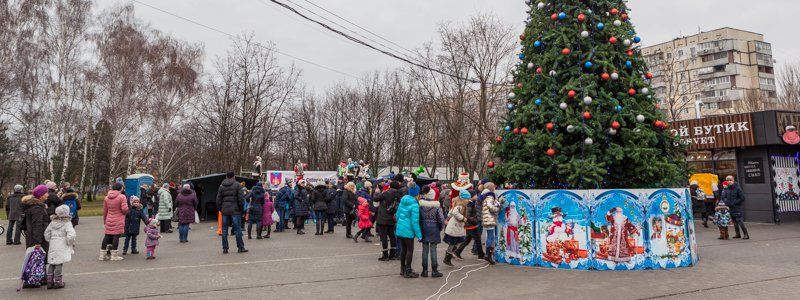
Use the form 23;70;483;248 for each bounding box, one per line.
518;209;533;258
490;0;685;189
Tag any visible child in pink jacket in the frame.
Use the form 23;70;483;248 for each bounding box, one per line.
352;197;373;243
144;219;161;260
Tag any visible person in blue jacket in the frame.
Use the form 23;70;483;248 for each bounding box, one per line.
395;184;422;278
274;178;294;232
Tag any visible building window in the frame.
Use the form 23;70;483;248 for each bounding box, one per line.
759;77;775;86
756;53;772;62
705;76;731;86
758;66;774;74
702;90;728;98
703;102;719;110
699;41;723;50
713;65;726;72
755;41;772;52
701;52;728;62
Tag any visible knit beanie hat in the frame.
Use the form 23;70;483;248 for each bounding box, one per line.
14;184;23;192
408;184;420;197
46;181;58;191
459;189;471;199
55;205;71;218
112;182;124;191
32;185;49;198
149;218;158;226
130;196;141;204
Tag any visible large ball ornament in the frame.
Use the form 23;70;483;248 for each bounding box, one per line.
611;121;621;129
609;36;618;44
628;88;636;96
551;14;558;21
513;127;520;134
559;102;568;110
537;2;545;9
654;120;664;128
611;72;620;80
581;31;590;38
536;67;543;74
645;72;654;79
495;136;503;143
534;40;542;47
562;48;571;55
549;70;557;76
487;161;495;168
623;39;631;46
577;14;586;22
627;50;634;57
634;36;641;43
615;105;623;112
508;92;516;99
518;53;525;60
516;83;523;89
546;122;555;131
558;12;567;20
535;98;543;105
601;73;610;81
609;128;618;135
613;20;622;27
521;127;529;135
597;23;605;30
546;148;556;157
584;138;594;145
621;13;629;21
625;60;633;68
583;96;593;105
583;111;592;120
566;125;576;133
504;126;512;132
506;103;515;110
584;61;593;68
519;34;526;41
641;87;650;95
636;114;645;122
527;62;535;69
610;8;620;15
567;90;576;98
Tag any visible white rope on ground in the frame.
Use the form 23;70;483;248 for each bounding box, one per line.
424;262;489;300
435;263;490;300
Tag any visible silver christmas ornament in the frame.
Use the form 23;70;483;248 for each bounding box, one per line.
611;72;619;80
636;114;645;122
641;87;650;95
584;138;594;145
567;125;576;133
508;92;516;99
559;102;568;110
537;2;545;9
583;96;593;105
527;62;535;69
623;39;631;46
608;128;618;135
549;70;557;76
613;20;622;26
581;31;590;38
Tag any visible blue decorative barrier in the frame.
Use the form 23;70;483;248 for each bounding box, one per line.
494;189;698;270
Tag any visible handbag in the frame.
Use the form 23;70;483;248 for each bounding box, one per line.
171;211;178;223
194;211;200;224
272;210;280;222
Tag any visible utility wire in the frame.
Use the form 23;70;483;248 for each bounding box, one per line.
130;0;360;80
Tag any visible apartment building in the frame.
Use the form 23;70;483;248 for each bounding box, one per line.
641;27;777;121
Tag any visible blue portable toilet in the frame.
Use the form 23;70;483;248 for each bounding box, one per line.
124;174;155;198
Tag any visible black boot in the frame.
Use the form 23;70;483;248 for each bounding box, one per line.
443;253;453;266
421;269;428;278
404;268;419;278
431;266;443;278
485;247;495;265
733;226;742;239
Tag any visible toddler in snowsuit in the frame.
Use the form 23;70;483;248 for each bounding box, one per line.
353;197;373;243
145;219;161;259
44;205;76;289
714;202;731;240
123;196;149;255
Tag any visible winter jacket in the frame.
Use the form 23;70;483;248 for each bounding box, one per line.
341;189;357;215
44;215;75;265
5;191;24;221
262;198;275;226
175;189;199;225
325;187;338;214
125;205;148;235
721;183;745;214
61;192;81;221
22;195;48;248
275;186;293;209
464;200;480;230
357;198;373;229
103;190;130;235
394;195;422;239
312;185;328;211
419;199;445;244
216;178;244;216
375;181;403;226
144;225;160;248
481;191;501;227
156;188;173;221
444;204;466;238
45;191;63;217
246;185;266;222
292;187;311;217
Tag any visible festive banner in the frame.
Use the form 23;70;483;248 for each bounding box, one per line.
494;188;695;271
770;156;800;213
264;171;338;190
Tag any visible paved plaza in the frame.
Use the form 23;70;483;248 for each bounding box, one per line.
1;217;798;299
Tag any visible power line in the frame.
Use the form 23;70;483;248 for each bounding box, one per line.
130;0;360;80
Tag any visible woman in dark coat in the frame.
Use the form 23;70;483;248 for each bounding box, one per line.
312;184;328;236
24;185;51;252
175;184;199;243
341;183;357;239
293;180;311;235
246;183;266;239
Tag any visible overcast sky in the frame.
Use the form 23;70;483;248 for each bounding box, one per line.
100;0;800;93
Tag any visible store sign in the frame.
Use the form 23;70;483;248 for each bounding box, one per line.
671;113;755;151
742;157;765;184
777;112;800;145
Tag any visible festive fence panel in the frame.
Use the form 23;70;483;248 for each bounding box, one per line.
494;188;696;271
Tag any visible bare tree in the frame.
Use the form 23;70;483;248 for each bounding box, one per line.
648;49;703;121
777;62;800;111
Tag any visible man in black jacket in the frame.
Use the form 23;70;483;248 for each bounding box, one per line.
721;175;749;240
374;175;404;261
324;181;338;234
216;172;248;254
5;185;24;245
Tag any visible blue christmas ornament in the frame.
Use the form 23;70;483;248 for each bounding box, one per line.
535;99;542;105
615;105;623;112
634;36;641;43
584;61;593;68
507;103;515;110
504;126;512;132
626;60;633;68
558;12;567;20
534;40;542;48
628;30;635;35
518;53;525;60
597;23;605;30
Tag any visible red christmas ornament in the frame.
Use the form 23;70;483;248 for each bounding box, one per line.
610;8;620;15
521;127;529;135
628;88;637;96
546;148;556;157
577;14;586;22
567;90;576;98
513;128;520;135
487;161;495;168
627;50;634;57
611;121;621;129
519;34;526;41
601;73;610;81
516;83;523;89
562;48;571;55
551;14;558;21
536;67;543;74
583;111;592;120
645;72;654;79
621;13;629;21
546;122;555;131
495;136;503;143
609;36;618;44
654;120;664;128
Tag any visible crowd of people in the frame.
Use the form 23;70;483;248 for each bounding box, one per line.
3;166;753;290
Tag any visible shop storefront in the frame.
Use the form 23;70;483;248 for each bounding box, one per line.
672;110;800;223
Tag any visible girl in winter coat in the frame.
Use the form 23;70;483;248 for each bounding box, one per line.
145;219;161;259
246;183;266;239
261;192;275;238
395;184;422;278
60;189;81;226
44;205;76;289
352;197;373;243
443;190;470;266
101;183;130;261
123;196;149;255
418;185;444;278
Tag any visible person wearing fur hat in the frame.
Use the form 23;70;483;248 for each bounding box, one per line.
23;185;51;253
395;184;422;278
714;201;732;240
5;184;25;245
60;188;81;227
144;219;161;259
480;183;502;265
123;196;149;255
419;185;444;278
44;205;76;289
101;183;129;261
455;188;485;260
443;190;470;266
